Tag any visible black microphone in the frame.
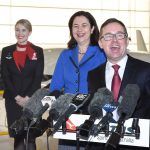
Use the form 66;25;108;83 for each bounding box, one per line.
105;84;140;149
79;88;113;139
48;93;75;121
10;115;29;137
29;103;49;127
26;93;74;137
91;101;117;137
46;93;75;135
23;88;50;119
51;93;90;135
10;88;50;136
34;93;89;137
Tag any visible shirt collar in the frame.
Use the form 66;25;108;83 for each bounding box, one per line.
106;55;128;69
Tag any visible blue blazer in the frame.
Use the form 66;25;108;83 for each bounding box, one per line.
50;45;106;94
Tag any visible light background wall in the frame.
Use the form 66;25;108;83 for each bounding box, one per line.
0;0;150;52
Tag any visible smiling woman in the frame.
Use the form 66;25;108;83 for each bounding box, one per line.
1;19;44;150
49;10;106;150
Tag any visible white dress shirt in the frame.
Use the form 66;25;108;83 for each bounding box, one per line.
105;55;128;91
103;55;128;121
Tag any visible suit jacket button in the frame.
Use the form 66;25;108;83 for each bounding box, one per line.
75;80;78;83
76;70;79;74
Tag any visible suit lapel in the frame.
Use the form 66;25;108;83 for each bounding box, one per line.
97;63;106;87
92;63;106;89
119;55;136;96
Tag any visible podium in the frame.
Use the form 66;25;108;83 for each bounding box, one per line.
53;114;150;148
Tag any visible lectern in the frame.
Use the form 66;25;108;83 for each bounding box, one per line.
53;114;150;148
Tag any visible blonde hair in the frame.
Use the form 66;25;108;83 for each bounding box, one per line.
15;19;32;32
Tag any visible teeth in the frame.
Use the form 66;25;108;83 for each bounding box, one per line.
77;33;84;37
78;35;84;37
18;36;23;38
112;45;119;48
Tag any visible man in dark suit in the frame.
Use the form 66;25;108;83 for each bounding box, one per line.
87;18;150;150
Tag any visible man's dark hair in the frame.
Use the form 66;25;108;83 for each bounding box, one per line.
99;18;128;37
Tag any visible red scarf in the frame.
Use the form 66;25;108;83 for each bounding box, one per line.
13;41;36;72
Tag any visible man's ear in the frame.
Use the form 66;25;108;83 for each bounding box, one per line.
98;39;103;49
126;37;130;47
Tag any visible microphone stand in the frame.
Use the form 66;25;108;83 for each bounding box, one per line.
105;113;126;150
101;121;109;137
62;119;67;134
62;118;82;150
90;113;111;138
131;118;140;139
46;115;54;136
76;127;80;150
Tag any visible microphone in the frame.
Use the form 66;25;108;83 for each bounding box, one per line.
10;115;29;137
91;101;117;137
51;93;90;135
10;88;51;136
25;93;74;137
46;93;75;135
23;88;50;119
26;90;61;129
79;88;113;139
29;103;49;127
105;84;140;149
48;93;75;121
117;84;140;119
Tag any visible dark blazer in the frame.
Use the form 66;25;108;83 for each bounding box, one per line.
1;43;44;136
87;55;150;150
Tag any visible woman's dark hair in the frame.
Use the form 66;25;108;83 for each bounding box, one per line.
99;18;128;37
67;11;99;49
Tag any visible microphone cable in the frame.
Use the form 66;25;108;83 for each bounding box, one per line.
25;124;30;150
46;133;50;150
25;103;49;150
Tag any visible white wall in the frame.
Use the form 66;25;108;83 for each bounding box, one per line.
0;0;150;52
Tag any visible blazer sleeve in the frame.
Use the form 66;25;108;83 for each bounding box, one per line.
26;46;44;96
1;47;18;98
49;51;65;92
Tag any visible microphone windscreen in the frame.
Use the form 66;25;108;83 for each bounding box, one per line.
48;108;60;121
50;93;75;118
88;87;113;116
23;88;50;117
117;84;140;119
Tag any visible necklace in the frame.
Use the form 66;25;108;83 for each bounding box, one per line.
78;50;86;55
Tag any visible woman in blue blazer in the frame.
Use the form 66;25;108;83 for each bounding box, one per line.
50;11;106;95
50;11;106;150
1;19;44;150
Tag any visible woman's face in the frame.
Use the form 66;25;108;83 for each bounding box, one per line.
72;16;94;46
15;23;31;44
